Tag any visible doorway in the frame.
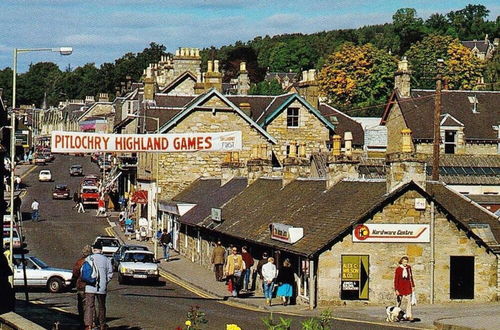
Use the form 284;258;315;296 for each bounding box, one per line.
450;256;474;299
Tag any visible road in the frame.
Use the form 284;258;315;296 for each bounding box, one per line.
14;154;397;330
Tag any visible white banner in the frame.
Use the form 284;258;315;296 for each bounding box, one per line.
51;131;242;153
353;224;430;243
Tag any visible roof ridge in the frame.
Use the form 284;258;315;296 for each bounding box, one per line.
413;89;500;94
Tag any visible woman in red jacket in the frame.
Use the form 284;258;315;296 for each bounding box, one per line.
394;256;415;321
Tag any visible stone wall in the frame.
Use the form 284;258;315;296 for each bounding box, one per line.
385;103;412;154
266;100;329;163
167;79;196;96
416;142;497;155
317;190;497;306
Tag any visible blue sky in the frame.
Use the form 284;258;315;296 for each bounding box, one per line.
0;0;498;72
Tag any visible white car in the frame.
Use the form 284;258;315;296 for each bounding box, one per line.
13;255;72;293
118;250;159;284
38;170;52;182
93;236;121;258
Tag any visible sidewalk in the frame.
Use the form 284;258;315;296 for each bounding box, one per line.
108;214;499;330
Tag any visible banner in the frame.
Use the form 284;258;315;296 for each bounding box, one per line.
51;131;242;153
353;224;430;243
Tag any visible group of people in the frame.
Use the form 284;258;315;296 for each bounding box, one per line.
211;241;294;306
71;241;113;330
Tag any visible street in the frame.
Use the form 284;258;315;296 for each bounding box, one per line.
15;154;398;330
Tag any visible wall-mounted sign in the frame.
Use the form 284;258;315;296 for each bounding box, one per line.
414;198;427;210
341;255;369;300
131;190;148;204
211;208;222;222
270;223;303;244
51;131;242;153
353;224;430;243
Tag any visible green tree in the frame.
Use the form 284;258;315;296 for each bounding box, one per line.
392;8;427;54
249;80;285;95
446;4;494;40
483;50;500;90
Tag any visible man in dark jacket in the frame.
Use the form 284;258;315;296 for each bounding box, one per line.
160;229;172;261
71;245;93;324
211;240;225;281
241;246;254;292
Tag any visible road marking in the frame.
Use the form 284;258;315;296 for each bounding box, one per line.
105;226;115;236
20;165;37;179
31;300;71;313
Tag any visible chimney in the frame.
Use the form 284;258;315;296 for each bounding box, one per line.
344;131;353;157
237;62;250;95
394;57;411;98
85;96;95;104
98;93;109;102
297;69;320;108
326;136;359;189
143;65;156;101
207;60;213;73
214;60;220;73
204;59;223;92
332;135;341;156
239;102;251;117
282;141;310;187
386;129;426;193
247;144;272;184
221;151;245;185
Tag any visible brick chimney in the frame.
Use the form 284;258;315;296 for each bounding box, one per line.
386;129;426;193
237;62;250;95
326;135;359;189
394;58;411;98
202;59;223;92
282;141;310;187
221;151;246;185
247;144;272;184
98;93;109;102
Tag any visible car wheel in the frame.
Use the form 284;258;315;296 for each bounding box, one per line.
48;277;63;293
118;273;125;284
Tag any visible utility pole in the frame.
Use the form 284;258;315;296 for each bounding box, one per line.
432;60;443;181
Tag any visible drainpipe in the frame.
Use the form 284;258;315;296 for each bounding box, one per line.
430;201;435;304
309;259;315;310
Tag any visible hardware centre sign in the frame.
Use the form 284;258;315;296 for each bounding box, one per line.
51;131;242;153
353;224;430;243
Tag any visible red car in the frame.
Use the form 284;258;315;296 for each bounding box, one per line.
52;184;71;200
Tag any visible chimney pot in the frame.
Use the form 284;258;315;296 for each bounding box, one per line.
214;60;220;73
332;135;341;156
401;128;412;153
308;69;316;81
302;70;308;82
344;131;353;157
240;61;247;72
207;61;213;73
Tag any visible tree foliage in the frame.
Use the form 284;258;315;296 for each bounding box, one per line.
249;80;285;96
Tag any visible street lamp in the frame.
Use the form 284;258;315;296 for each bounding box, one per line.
127;113;161;259
8;47;73;283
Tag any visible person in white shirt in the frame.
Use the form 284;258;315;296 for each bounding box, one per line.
31;199;40;222
261;257;278;306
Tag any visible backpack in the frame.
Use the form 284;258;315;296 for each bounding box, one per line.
80;256;98;287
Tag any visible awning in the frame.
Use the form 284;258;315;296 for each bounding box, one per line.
131;190;148;204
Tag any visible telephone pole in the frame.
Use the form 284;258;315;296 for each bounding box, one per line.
432;60;443;181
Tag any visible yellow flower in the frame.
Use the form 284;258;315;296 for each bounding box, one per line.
226;324;241;330
185;320;192;327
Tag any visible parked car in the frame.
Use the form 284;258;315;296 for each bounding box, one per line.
117;250;159;284
43;152;54;162
93;236;121;258
82;175;99;186
12;255;73;293
2;226;24;250
112;244;149;271
38;170;52;182
52;184;70;200
81;186;99;205
69;164;83;176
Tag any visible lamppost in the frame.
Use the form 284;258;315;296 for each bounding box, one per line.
8;47;73;283
128;113;160;259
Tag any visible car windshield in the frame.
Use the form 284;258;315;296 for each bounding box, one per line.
123;253;154;263
30;257;49;269
55;185;67;190
40;171;50;174
82;188;98;193
100;239;120;247
71;165;82;169
125;246;148;252
3;230;19;238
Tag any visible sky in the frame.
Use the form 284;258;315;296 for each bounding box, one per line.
0;0;498;72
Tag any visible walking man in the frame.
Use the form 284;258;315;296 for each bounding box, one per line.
84;241;113;330
241;246;254;291
72;192;79;210
262;257;277;306
159;229;172;261
77;195;85;213
31;199;40;222
211;240;225;282
71;245;93;325
14;176;21;190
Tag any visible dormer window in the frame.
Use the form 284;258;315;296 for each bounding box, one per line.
444;130;457;154
287;108;299;127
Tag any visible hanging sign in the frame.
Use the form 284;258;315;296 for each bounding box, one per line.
51;131;242;153
211;208;222;222
353;224;430;243
131;190;148;204
270;223;303;244
341;255;369;300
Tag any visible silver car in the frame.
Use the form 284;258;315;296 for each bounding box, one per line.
13;255;73;293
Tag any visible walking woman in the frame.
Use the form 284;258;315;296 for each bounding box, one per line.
225;247;245;297
394;256;415;321
261;257;277;306
276;258;294;306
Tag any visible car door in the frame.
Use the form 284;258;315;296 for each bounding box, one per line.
14;258;41;287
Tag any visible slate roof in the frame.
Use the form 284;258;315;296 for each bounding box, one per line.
318;104;364;146
175;177;248;226
461;40;491;53
225;95;276;122
153;94;195;108
467;194;500;205
385;90;500;142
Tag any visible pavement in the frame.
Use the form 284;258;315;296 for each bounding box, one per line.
108;212;500;330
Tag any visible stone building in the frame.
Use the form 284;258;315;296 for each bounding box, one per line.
382;59;500;155
461;35;497;61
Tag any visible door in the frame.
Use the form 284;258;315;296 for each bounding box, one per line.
450;256;474;299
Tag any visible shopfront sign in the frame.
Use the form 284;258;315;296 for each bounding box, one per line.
270;223;303;244
353;224;430;243
51;131;242;153
131;190;148;204
341;255;369;300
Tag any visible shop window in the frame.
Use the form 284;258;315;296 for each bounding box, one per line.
341;255;369;300
287;108;299;127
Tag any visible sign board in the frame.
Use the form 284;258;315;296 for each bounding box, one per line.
211;208;222;222
51;131;242;153
414;198;427;210
341;255;369;300
131;190;148;204
270;223;303;244
353;224;430;243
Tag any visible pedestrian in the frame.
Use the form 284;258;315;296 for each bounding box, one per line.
0;246;15;314
118;195;126;211
96;198;107;217
31;199;40;222
84;241;113;330
276;258;294;306
256;252;269;293
15;176;21;190
159;229;172;261
71;245;93;324
241;246;254;292
262;257;277;306
72;192;79;210
4;176;9;192
124;216;134;236
225;246;245;297
394;256;415;322
77;195;85;213
211;240;225;282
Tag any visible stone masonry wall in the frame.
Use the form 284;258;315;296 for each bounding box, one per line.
167;79;196;96
266;100;329;163
416;142;497;155
385;103;412;154
318;190;497;306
